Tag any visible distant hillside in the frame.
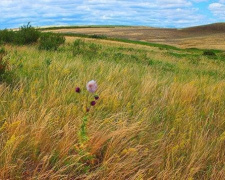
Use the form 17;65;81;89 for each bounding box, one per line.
181;23;225;34
45;22;225;50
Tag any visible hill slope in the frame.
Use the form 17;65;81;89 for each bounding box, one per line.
181;23;225;34
46;23;225;50
0;36;225;179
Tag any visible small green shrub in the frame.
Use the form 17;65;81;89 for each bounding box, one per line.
72;39;85;55
0;47;14;83
0;30;15;43
0;47;7;81
14;23;40;45
220;52;225;61
89;34;107;39
203;50;216;57
39;33;65;51
72;40;102;58
0;23;40;45
88;43;101;54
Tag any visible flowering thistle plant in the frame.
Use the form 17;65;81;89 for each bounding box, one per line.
76;80;99;143
86;80;97;93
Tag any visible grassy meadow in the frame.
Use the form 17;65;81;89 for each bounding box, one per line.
0;35;225;179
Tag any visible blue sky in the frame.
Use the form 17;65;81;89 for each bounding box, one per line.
0;0;224;29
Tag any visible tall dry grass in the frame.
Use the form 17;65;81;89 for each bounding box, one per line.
0;40;225;179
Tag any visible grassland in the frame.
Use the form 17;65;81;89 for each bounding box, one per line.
0;35;225;179
45;23;225;50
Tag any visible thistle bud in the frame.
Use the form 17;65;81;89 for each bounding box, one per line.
75;87;81;93
94;95;99;100
90;101;96;106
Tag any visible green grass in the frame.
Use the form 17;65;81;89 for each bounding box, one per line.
0;38;225;179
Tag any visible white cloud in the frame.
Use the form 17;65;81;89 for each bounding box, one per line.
209;2;225;19
0;0;216;29
192;0;208;2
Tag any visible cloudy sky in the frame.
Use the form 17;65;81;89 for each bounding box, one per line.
0;0;224;29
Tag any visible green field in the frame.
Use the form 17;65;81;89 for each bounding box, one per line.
0;35;225;179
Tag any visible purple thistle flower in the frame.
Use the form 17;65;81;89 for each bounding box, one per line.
90;101;96;106
94;95;99;100
75;87;81;93
86;80;97;93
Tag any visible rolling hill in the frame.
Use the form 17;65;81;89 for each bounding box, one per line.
45;23;225;50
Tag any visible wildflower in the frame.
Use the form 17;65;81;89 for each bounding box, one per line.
94;95;99;100
86;80;97;93
75;87;81;93
90;101;96;106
